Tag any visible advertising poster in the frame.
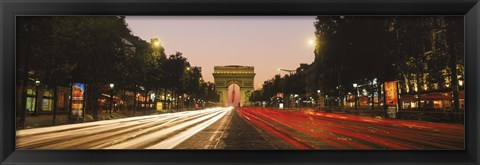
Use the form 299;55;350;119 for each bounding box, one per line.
71;83;85;117
384;81;399;107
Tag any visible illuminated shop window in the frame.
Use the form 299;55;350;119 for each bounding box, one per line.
42;91;53;111
26;97;36;112
26;88;36;112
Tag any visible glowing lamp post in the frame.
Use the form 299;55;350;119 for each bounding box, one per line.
353;83;358;110
33;80;40;115
109;83;114;117
316;90;321;108
153;41;160;47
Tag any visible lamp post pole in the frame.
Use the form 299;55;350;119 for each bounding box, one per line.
353;83;358;112
34;80;40;116
316;90;321;109
109;83;114;118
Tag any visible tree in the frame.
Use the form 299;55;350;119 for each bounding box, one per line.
44;16;132;120
16;17;57;127
313;16;391;109
444;17;464;112
68;17;131;120
16;16;135;123
185;67;202;98
161;52;190;109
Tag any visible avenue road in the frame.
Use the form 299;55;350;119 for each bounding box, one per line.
17;107;232;149
17;107;464;149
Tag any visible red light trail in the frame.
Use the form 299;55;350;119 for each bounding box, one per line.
237;107;464;149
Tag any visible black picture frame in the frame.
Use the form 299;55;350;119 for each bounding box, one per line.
1;0;479;164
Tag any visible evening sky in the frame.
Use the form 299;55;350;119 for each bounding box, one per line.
125;16;316;89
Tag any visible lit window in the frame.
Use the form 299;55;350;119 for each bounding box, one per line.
42;90;53;111
26;88;37;112
44;91;53;97
26;97;36;112
27;88;36;95
42;99;53;111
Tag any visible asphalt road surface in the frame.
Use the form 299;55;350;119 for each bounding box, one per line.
17;107;232;149
236;107;464;150
16;107;464;150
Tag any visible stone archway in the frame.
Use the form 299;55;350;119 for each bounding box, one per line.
213;65;255;107
227;83;240;107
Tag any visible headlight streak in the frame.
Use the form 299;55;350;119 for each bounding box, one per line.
17;107;232;149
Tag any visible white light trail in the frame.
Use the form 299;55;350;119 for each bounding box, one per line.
16;107;232;149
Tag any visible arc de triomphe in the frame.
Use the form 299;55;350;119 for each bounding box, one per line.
213;65;255;107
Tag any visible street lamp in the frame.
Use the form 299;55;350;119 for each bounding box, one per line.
337;85;343;107
353;83;358;110
153;41;161;47
309;39;315;46
458;79;464;87
316;90;322;108
186;67;191;71
33;80;40;115
109;83;114;117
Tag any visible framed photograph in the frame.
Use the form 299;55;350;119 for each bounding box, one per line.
1;0;479;164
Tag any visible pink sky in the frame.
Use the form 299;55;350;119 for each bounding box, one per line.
125;16;316;89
